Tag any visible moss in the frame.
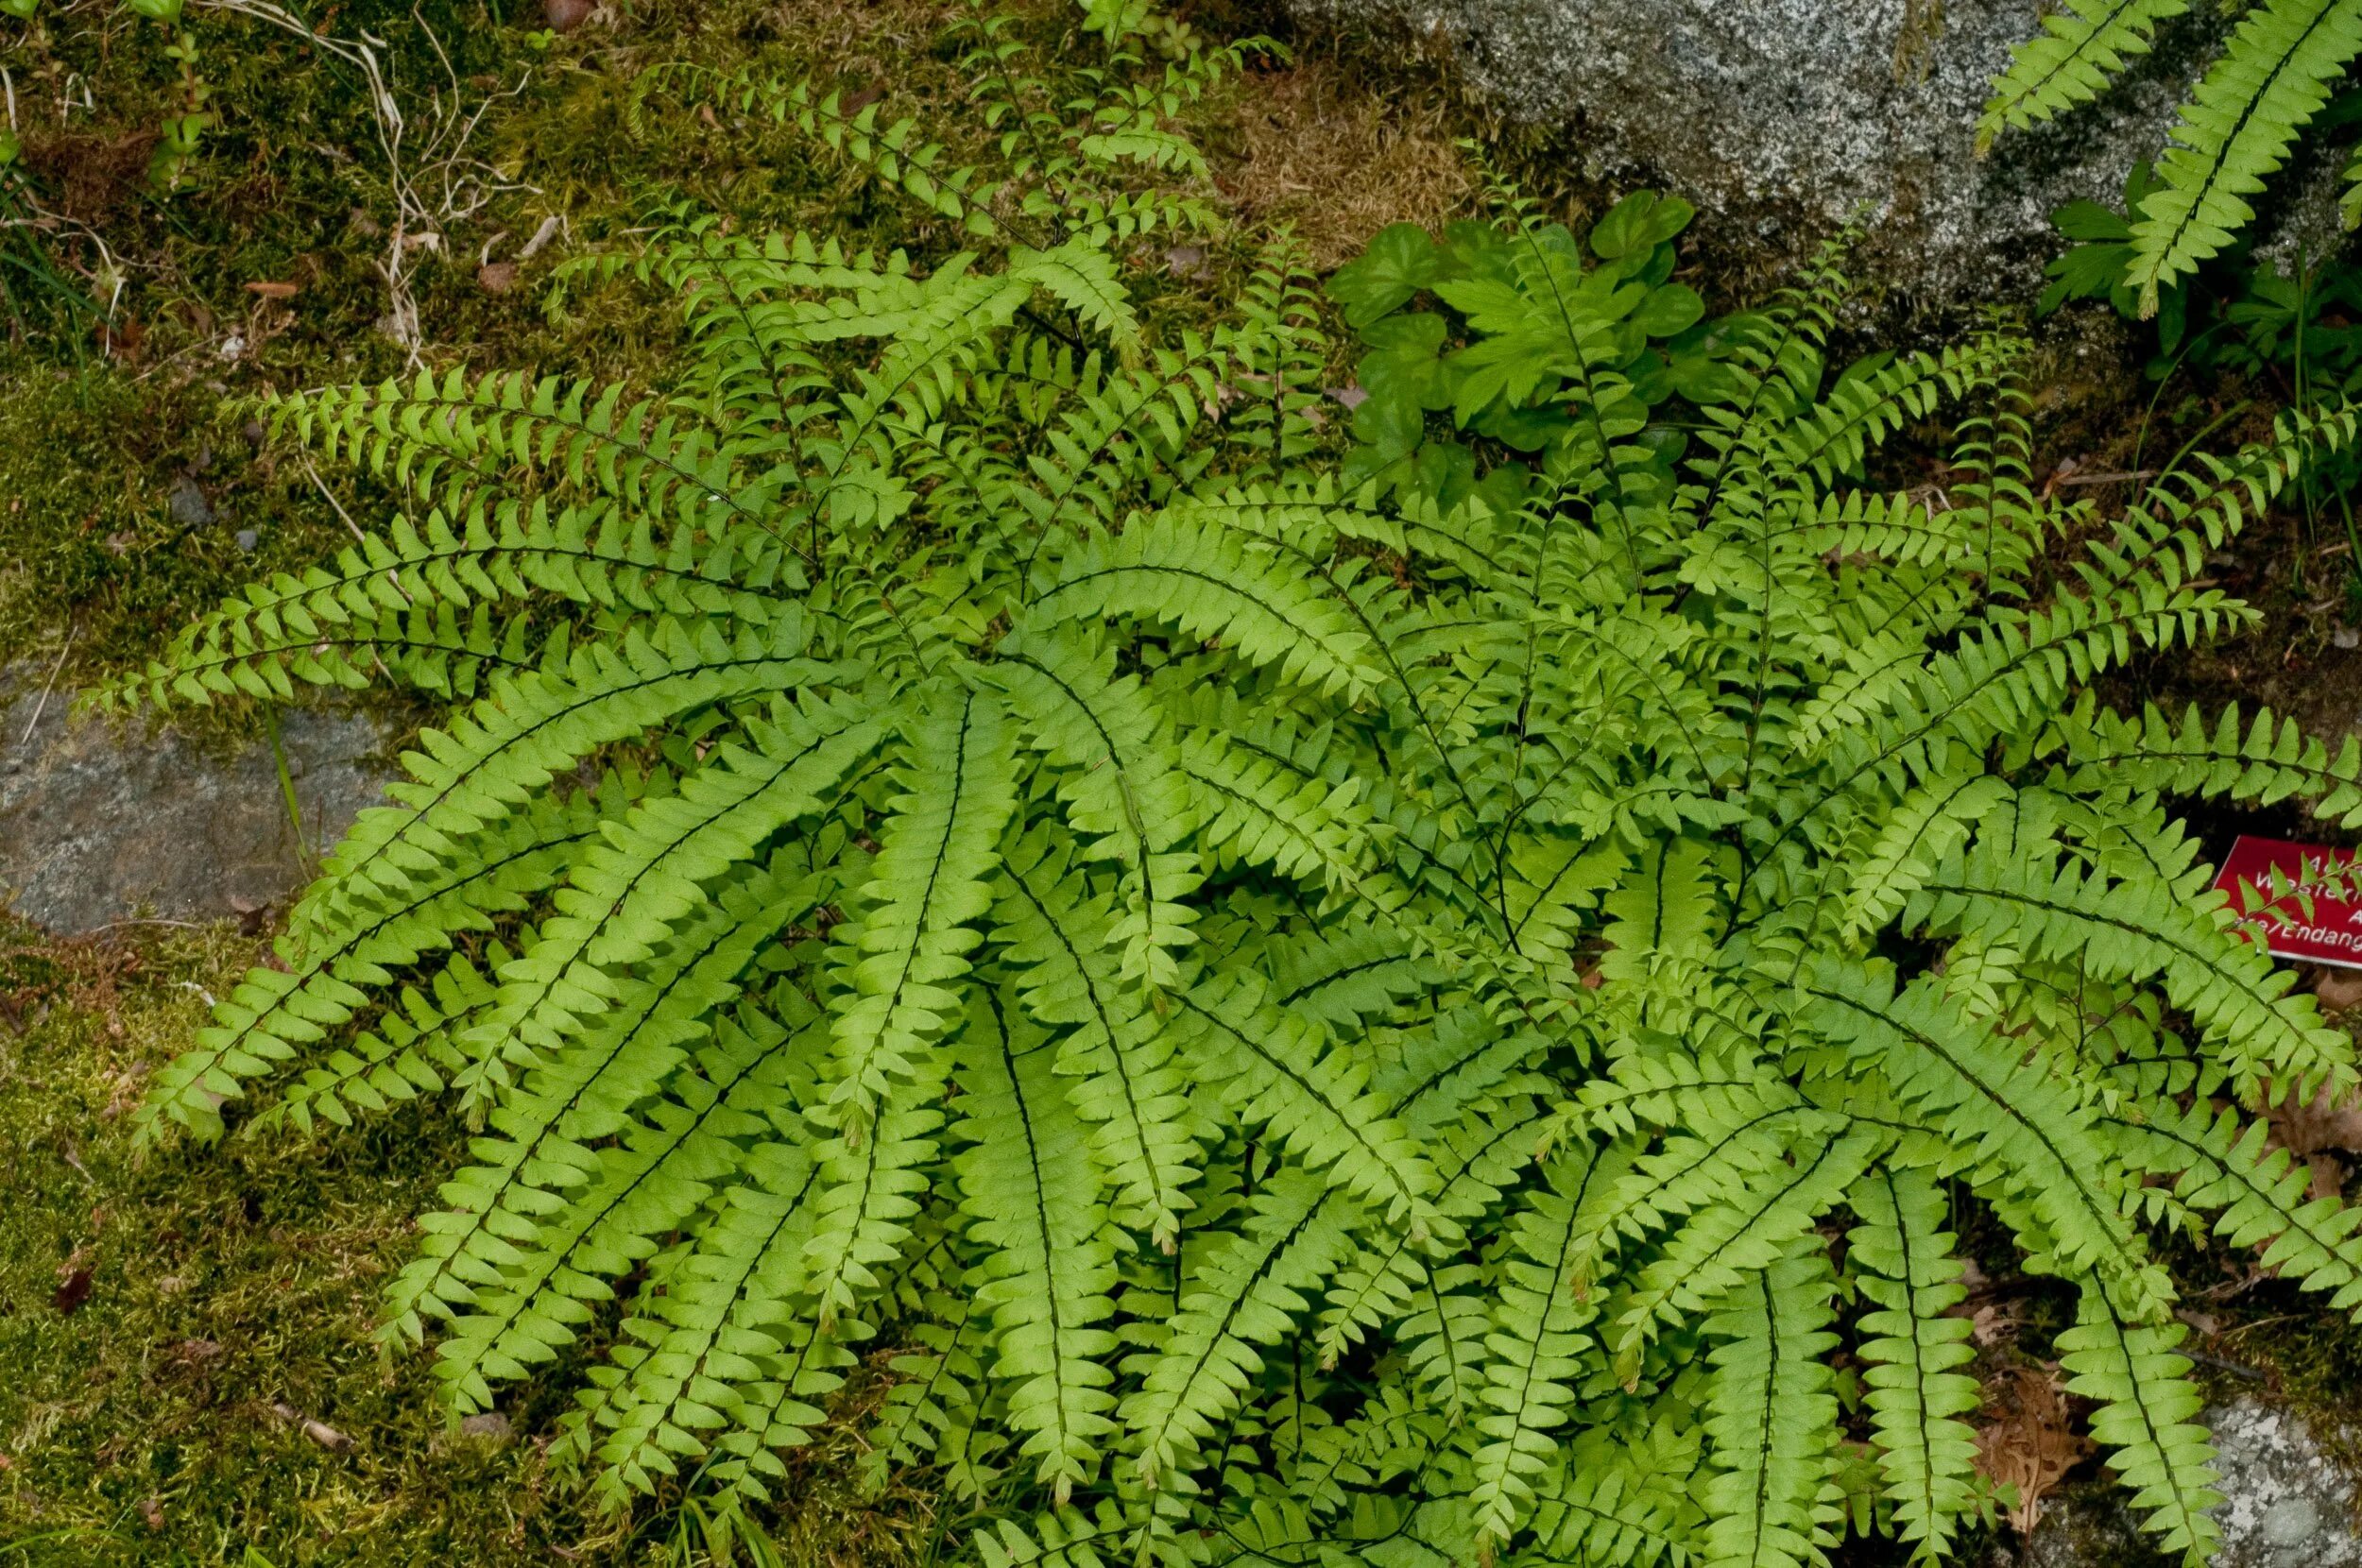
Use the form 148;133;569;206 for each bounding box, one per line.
0;918;931;1565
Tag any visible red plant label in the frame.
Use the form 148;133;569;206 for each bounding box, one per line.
2212;836;2362;971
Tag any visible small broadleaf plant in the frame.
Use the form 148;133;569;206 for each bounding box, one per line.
120;15;2362;1568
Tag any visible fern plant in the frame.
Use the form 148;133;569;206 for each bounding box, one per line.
1982;0;2362;315
120;9;2362;1564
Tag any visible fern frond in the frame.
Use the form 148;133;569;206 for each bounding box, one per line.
1847;1167;1979;1559
1978;0;2193;150
2124;0;2362;311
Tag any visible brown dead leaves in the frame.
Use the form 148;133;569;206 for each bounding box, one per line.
2267;1077;2362;1202
1975;1366;2088;1538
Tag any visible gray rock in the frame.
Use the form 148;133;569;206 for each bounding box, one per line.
2004;1396;2362;1568
0;667;393;934
1284;0;2253;312
2207;1398;2362;1568
167;474;215;528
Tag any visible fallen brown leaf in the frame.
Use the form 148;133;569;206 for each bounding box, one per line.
243;280;300;299
52;1267;93;1315
139;1495;164;1530
1969;1302;2017;1347
476;262;519;295
1975;1367;2087;1538
2268;1083;2362;1158
2321;967;2362;1013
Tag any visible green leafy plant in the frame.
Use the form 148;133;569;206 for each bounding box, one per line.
1982;0;2362;315
119;15;2362;1568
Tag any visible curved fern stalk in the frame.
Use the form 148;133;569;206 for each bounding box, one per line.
441;989;824;1412
1464;1148;1606;1553
2053;700;2362;828
109;597;534;712
1846;1167;1979;1560
993;835;1203;1248
1030;516;1383;701
2124;0;2362;313
133;774;652;1142
1799;958;2165;1312
608;1136;851;1499
1172;971;1439;1230
447;699;879;1098
1977;0;2193;150
954;1002;1121;1505
824;686;1018;1134
563;1138;828;1504
279;369;801;569
385;863;824;1365
255;944;508;1136
2057;1287;2223;1561
1912;832;2357;1102
1699;1245;1843;1568
984;624;1201;990
1120;1168;1359;1491
2110;1099;2362;1309
101;504;810;721
283;620;826;948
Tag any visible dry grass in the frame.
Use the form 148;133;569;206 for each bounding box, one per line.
1209;53;1475;270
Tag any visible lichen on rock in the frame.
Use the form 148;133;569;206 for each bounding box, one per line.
0;667;392;935
1282;0;2241;313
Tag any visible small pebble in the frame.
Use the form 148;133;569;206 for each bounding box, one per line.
168;476;214;528
235;528;259;553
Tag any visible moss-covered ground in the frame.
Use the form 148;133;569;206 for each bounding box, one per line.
0;917;939;1565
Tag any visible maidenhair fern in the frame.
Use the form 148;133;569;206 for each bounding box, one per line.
121;9;2362;1565
1982;0;2362;314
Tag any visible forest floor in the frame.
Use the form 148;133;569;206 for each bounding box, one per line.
7;0;2362;1564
